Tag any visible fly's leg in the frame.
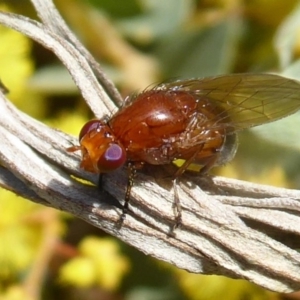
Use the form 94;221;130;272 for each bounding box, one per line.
170;177;182;234
199;154;220;175
118;162;136;226
170;145;205;233
0;79;9;94
97;173;103;190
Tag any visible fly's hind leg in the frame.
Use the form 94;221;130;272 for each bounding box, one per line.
199;153;220;175
170;145;205;233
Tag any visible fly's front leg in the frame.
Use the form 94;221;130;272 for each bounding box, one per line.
97;173;103;190
118;162;137;226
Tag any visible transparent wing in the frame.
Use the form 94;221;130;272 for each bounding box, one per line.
157;74;300;130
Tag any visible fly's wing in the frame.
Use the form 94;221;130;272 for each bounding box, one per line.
156;74;300;131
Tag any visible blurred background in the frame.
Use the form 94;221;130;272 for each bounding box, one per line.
1;0;300;299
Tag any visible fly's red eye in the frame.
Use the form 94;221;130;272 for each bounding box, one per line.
97;143;126;173
79;120;103;141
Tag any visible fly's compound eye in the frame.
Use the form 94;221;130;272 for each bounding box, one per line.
97;143;127;173
79;120;104;141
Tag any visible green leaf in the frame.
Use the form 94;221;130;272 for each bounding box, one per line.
117;0;193;42
282;59;300;81
274;2;300;69
155;18;242;78
250;111;300;151
89;0;142;18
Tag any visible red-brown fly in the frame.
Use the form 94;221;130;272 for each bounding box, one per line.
69;73;300;227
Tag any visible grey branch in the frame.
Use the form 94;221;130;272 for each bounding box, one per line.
0;0;300;293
